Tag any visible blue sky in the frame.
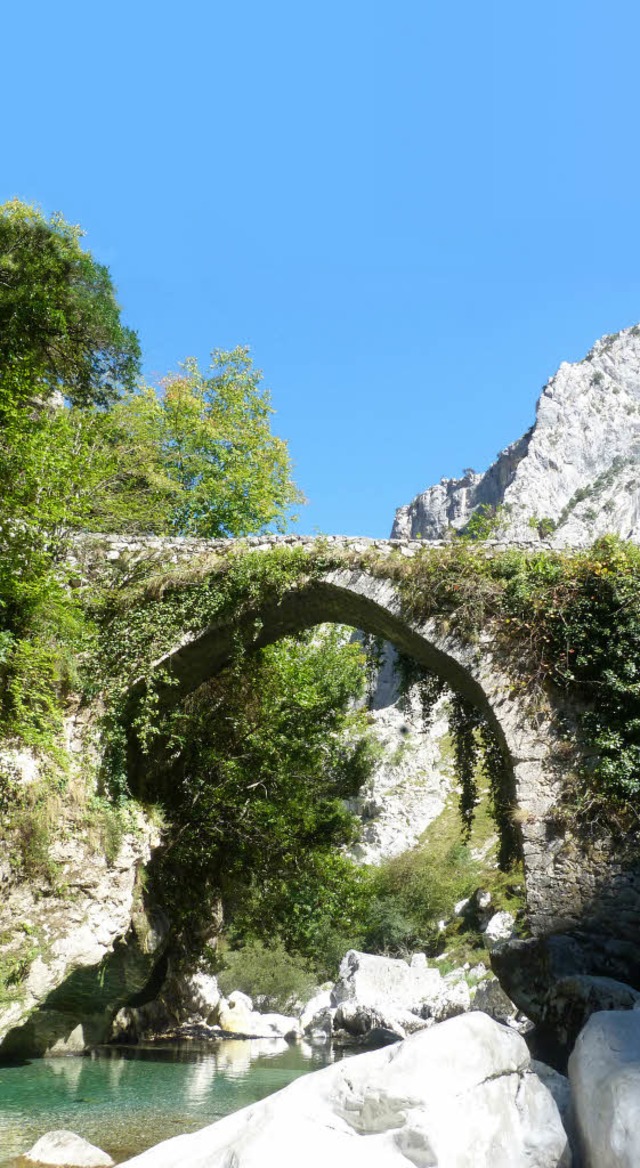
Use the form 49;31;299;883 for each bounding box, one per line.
3;0;640;536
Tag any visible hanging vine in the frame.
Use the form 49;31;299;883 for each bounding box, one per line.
477;718;520;868
449;693;482;840
394;654;519;867
394;652;447;727
358;632;386;706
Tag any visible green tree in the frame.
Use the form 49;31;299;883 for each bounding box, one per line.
100;348;303;537
0;351;302;545
0;200;140;414
156;349;302;536
149;627;377;966
0;206;302;744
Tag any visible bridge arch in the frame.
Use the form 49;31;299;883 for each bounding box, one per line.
134;560;562;937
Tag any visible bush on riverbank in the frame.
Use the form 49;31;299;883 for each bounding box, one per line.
216;940;317;1012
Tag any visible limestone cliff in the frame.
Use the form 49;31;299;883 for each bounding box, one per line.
0;733;167;1058
347;645;453;864
392;325;640;545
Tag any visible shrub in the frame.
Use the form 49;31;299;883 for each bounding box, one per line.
216;939;316;1012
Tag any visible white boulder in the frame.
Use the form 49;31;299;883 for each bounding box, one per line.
330;949;444;1041
255;1011;301;1039
304;1006;335;1041
216;991;300;1039
569;1008;640;1167
300;989;335;1041
334;998;430;1040
300;988;332;1031
118;1012;571;1168
216;990;255;1034
425;973;471;1022
331;948;442;1011
24;1130;114;1166
483;911;516;948
177;971;221;1023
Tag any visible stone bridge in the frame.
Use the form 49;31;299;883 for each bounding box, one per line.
75;533;640;953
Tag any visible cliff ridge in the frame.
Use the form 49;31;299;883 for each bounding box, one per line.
392;325;640;546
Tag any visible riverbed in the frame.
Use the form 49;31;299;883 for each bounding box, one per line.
0;1038;338;1165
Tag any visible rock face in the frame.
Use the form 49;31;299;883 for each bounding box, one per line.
346;645;453;864
493;935;640;1057
110;969;222;1042
569;1009;640;1167
119;1012;571;1168
24;1130;114;1167
0;811;166;1058
392;324;640;547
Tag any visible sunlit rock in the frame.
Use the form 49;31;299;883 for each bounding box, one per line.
117;1012;571;1168
569;1009;640;1167
392;324;640;547
24;1129;114;1167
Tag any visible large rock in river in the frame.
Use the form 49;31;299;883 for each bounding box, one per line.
330;949;445;1039
216;990;300;1039
332;949;442;1010
330;949;476;1039
569;1009;640;1167
24;1129;114;1166
119;1011;571;1168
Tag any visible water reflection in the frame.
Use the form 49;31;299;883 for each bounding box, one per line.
0;1038;338;1166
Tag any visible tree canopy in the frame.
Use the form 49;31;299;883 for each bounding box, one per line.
0;200;141;413
150;628;377;965
0;203;303;744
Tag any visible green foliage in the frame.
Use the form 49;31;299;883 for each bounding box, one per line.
88;797;128;866
226;850;375;979
0;946;40;1006
128;350;303;537
458;503;506;542
366;840;477;953
0;520;90;748
1;778;63;883
0;347;301;550
449;693;482;837
477;719;520;869
356;781;525;962
0;348;300;749
528;515;556;539
395;652;447;726
386;534;640;834
141;628;377;965
0;200;140;412
216;940;317;1012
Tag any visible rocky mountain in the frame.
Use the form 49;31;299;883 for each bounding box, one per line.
392;324;640;546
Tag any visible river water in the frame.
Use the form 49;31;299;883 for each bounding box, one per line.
0;1038;339;1165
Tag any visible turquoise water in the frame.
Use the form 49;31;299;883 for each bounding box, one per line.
0;1038;338;1165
